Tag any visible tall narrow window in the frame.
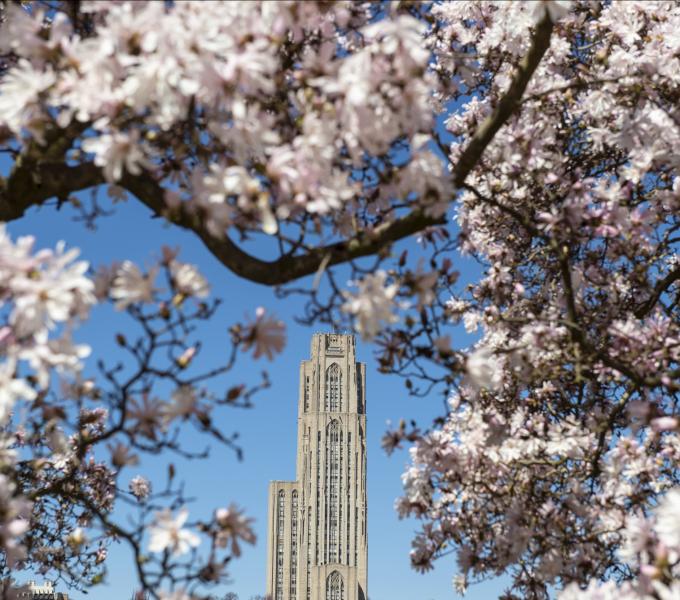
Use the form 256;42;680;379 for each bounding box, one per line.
307;506;312;600
290;491;298;599
276;491;285;600
354;505;358;565
339;430;343;561
347;432;351;564
325;420;340;563
316;431;321;563
326;571;344;600
357;368;363;413
325;364;342;412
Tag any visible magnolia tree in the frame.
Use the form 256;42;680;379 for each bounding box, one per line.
0;0;679;599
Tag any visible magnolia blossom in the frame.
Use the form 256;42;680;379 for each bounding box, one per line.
341;271;401;340
175;345;197;369
110;261;158;309
214;504;256;557
0;474;32;567
109;442;139;469
67;527;87;548
93;263;120;301
465;346;504;392
242;307;286;360
127;395;165;440
148;508;200;556
9;242;95;337
0;361;36;424
129;476;151;501
0;59;55;136
655;489;680;550
81;130;153;183
163;386;198;422
169;260;209;299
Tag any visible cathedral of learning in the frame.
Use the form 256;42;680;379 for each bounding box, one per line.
266;334;367;600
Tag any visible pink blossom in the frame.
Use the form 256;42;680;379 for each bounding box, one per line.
129;476;151;501
242;307;286;361
214;504;256;557
169;260;209;300
651;417;678;433
110;261;158;309
82;130;153;183
341;271;401;340
466;346;504;392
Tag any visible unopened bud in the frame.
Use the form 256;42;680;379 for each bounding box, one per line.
172;293;186;307
67;527;87;548
176;346;197;368
159;302;171;319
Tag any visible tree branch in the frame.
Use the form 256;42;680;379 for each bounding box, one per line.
634;266;680;318
0;122;94;221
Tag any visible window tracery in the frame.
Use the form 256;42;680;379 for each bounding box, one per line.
325;363;342;412
326;571;344;600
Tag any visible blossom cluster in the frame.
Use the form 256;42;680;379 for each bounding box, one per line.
385;1;680;597
0;226;94;411
560;489;680;599
0;229;269;595
0;1;445;238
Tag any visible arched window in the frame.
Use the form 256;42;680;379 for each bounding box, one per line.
326;571;344;600
325;363;342;412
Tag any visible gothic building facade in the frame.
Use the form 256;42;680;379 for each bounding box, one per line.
266;333;367;600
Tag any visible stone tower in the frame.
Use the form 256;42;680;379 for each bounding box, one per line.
266;333;367;600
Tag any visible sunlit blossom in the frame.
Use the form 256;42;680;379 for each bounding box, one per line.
169;260;209;299
148;508;200;556
129;476;151;501
110;261;159;309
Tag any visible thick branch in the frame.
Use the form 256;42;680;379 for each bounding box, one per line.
634;266;680;318
0;120;95;220
124;170;447;285
0;160;102;221
0;15;554;285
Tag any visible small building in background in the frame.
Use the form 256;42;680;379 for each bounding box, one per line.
15;581;69;600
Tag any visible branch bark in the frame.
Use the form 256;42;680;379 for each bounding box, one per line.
0;15;554;286
634;266;680;318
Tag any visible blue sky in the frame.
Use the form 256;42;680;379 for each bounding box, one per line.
5;180;507;600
